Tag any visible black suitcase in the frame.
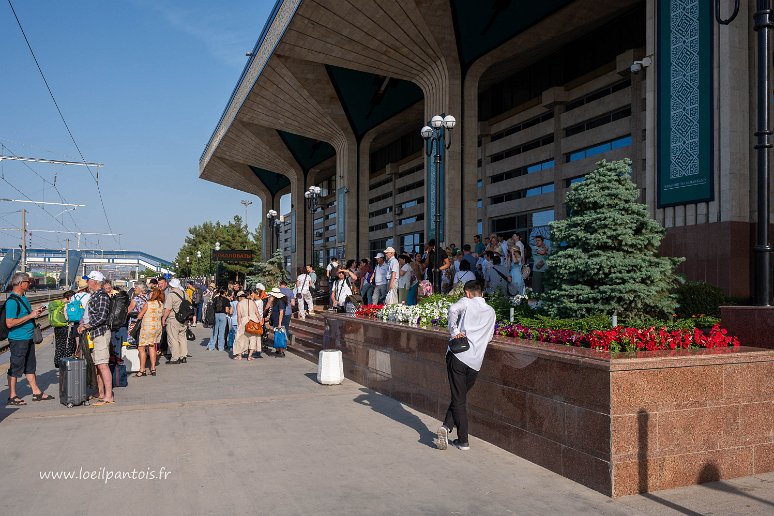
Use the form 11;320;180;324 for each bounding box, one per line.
59;357;89;408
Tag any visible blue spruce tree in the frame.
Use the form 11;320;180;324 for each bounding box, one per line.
543;159;682;318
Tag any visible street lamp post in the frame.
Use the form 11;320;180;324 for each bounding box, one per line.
305;186;322;268
420;113;456;294
266;210;278;255
196;250;202;282
212;241;220;286
715;0;772;305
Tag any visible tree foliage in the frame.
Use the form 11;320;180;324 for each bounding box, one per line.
174;216;262;278
247;249;287;290
542;159;683;319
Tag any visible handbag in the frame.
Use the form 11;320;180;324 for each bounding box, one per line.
130;319;142;341
33;323;43;344
245;299;264;335
186;327;195;341
449;335;470;354
384;288;398;305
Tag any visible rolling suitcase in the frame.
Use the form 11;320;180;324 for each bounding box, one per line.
59;357;89;408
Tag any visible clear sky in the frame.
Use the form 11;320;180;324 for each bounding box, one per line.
0;0;285;261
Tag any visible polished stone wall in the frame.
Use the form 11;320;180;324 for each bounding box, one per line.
308;314;774;497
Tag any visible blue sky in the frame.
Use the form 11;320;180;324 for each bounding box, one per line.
0;0;283;260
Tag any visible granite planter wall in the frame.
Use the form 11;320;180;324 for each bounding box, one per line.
318;314;774;497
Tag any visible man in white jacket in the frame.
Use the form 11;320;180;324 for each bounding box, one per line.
437;279;496;451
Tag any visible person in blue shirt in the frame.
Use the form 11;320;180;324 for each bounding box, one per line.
4;272;55;405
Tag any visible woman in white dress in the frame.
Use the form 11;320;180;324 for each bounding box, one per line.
232;290;263;360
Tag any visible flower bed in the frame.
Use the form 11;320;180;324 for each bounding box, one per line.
356;297;741;352
496;322;739;352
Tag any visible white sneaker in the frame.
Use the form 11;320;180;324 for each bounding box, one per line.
452;439;470;451
437;426;449;450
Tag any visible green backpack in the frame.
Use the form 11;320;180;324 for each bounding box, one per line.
48;300;68;328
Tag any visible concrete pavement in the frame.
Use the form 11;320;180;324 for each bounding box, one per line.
0;324;772;515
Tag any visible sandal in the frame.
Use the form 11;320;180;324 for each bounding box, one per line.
7;396;26;406
150;369;156;376
93;400;115;407
32;393;55;401
134;371;147;377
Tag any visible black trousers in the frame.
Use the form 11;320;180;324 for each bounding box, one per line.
443;351;478;444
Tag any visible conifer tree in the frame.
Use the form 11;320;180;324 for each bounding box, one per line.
542;159;682;319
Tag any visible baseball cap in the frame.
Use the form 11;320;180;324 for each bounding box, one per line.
82;271;105;282
384;247;396;254
375;252;385;259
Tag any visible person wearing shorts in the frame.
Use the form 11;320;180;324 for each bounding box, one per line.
4;272;54;406
78;271;114;406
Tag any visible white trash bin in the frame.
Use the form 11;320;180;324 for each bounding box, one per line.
121;347;141;373
317;349;344;385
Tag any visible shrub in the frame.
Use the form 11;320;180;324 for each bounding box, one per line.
674;281;726;317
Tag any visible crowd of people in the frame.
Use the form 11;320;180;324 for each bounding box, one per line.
305;232;550;312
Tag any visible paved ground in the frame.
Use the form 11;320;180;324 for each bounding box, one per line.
0;325;772;515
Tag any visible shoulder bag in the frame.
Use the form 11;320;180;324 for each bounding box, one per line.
245;299;264;335
448;307;470;353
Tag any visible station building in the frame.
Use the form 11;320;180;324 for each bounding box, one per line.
200;0;764;299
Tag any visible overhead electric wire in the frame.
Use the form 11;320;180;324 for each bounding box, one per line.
1;143;83;234
7;0;115;241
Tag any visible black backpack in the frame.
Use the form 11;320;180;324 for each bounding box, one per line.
173;291;194;323
108;291;130;331
204;302;215;326
0;294;25;341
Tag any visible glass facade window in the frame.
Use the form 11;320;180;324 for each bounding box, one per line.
477;220;483;235
400;197;423;209
369;192;391;203
397;180;423;195
400;233;423;253
489;135;554;163
371;177;391;190
565;176;586;187
477;199;483;208
489;182;555;205
325;236;336;243
325;212;336;220
566;135;632;162
313;217;324;226
398;164;422;178
490;159;554;184
370;129;423;173
370;238;394;257
477;179;483;188
564;107;631;137
565;78;631;112
369;206;393;217
491;208;555;238
399;213;424;226
369;221;394;232
317;176;336;197
325;223;336;232
490;111;554;142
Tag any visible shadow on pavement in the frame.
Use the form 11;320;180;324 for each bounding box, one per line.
353;387;436;448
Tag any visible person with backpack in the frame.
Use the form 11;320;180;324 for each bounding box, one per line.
3;272;54;405
106;285;130;357
188;281;203;327
50;290;77;371
159;277;189;364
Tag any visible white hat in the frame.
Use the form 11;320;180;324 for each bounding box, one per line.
169;278;182;289
82;270;105;282
269;287;285;298
236;290;246;297
384;247;396;254
255;283;266;291
375;252;385;259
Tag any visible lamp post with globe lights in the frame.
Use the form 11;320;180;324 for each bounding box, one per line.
266;210;279;255
305;186;322;267
420;113;456;294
